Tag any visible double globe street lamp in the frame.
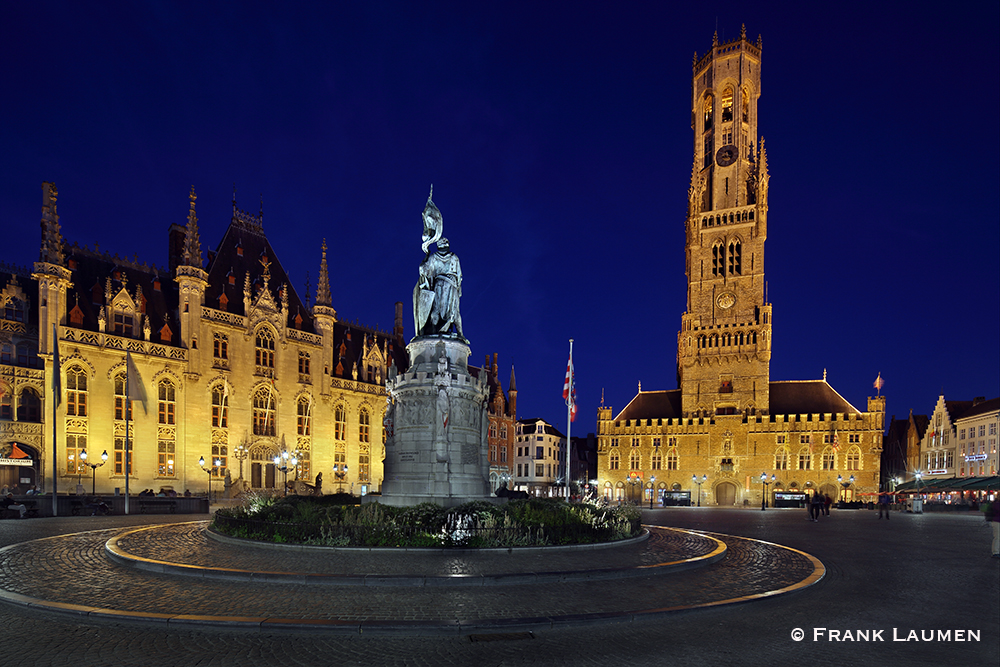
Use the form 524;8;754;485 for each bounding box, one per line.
837;474;855;507
274;450;298;496
200;456;221;501
759;472;776;511
692;474;707;507
79;449;108;496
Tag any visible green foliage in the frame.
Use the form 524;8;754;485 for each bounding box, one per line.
213;495;642;548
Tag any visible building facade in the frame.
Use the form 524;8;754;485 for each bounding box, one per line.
14;182;413;497
473;354;516;493
597;30;885;506
920;395;999;480
513;418;566;497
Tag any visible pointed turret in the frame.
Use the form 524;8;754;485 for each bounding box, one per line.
316;239;332;307
39;182;65;266
508;364;517;417
182;186;203;268
33;180;74;355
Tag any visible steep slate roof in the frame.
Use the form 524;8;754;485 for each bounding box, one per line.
942;400;973;424
953;397;999;420
614;390;683;422
204;204;315;334
516;418;566;439
63;244;179;345
768;380;861;416
910;413;930;440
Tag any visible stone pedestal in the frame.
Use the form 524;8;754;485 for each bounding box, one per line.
378;336;493;507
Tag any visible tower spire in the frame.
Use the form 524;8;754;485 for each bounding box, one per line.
315;239;332;307
182;186;202;268
39;182;65;265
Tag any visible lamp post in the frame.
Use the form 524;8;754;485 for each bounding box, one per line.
759;472;775;511
837;474;855;507
332;463;349;493
199;456;220;501
273;450;296;496
625;473;642;505
649;475;657;509
233;440;249;482
80;449;108;496
692;474;707;507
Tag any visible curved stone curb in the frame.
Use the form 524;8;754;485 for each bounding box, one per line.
105;523;725;586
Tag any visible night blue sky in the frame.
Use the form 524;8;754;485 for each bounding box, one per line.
2;1;998;432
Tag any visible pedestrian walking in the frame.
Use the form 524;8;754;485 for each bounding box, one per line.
878;491;891;519
984;497;1000;558
824;493;832;516
810;491;823;522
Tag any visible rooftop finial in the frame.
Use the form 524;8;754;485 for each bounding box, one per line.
741;24;746;40
316;238;332;307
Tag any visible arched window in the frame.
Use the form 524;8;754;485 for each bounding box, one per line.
822;447;836;470
703;95;714;129
666;447;679;470
609;450;620;470
255;327;275;373
721;87;734;122
297;396;311;436
252;386;276;436
211;444;227;479
741;87;749;123
775;447;790;470
713;241;726;276
67;367;88;417
3;297;25;322
157;380;175;425
358;445;370;482
500;423;507;439
489;421;497;439
359;408;370;443
728;241;742;275
334;405;346;441
66;434;87;474
114;373;130;420
846;446;861;471
629;449;641;470
14;387;39;422
798;447;812;470
211;385;228;428
651;450;662;470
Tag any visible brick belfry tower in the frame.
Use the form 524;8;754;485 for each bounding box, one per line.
677;26;772;418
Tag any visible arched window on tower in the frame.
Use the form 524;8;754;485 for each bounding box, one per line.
728;241;742;275
742;87;749;123
722;87;734;123
712;242;726;276
703;95;714;129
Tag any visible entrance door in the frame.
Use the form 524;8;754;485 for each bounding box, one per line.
265;463;275;489
715;482;737;505
251;462;262;489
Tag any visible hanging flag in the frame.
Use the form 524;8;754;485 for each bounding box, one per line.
126;351;148;414
52;324;62;408
11;443;30;459
832;430;839;450
873;372;885;394
562;353;573;401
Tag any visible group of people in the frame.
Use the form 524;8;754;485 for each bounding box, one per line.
807;492;834;521
137;488;191;498
1;484;39;496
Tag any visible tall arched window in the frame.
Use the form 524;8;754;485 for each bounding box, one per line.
334;405;346;441
489;421;497;439
629;450;641;470
728;241;742;275
666;447;679;470
798;447;812;470
846;446;861;471
651;450;662;470
211;385;228;428
252;386;275;436
359;409;370;443
721;87;734;122
157;380;175;425
297;396;311;436
255;327;275;373
741;86;749;123
114;373;130;420
713;241;726;276
609;450;620;470
15;388;40;422
775;447;790;470
703;95;714;129
822;447;836;470
67;367;88;417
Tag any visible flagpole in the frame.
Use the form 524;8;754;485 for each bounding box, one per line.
51;324;60;517
565;339;573;500
125;352;131;515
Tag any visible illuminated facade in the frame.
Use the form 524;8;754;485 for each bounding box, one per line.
513;418;566;497
922;395;999;480
597;29;885;506
473;354;516;492
22;182;407;497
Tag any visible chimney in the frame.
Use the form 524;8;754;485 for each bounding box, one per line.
492;353;498;376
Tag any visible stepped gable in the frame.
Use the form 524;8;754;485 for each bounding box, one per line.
614;390;683;422
204;201;314;334
0;266;39;330
63;245;178;345
768;380;861;416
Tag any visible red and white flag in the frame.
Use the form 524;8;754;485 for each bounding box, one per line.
873;372;885;394
562;354;573;401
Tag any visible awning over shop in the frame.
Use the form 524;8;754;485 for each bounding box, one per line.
895;476;998;493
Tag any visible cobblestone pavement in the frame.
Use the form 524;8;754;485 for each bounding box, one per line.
1;507;997;666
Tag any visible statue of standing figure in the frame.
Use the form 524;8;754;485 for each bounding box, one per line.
414;187;465;340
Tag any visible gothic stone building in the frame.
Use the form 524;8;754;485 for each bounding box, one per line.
597;30;885;506
26;182;413;497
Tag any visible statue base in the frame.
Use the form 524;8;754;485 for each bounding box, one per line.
377;336;494;508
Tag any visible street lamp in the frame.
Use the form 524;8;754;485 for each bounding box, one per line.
200;456;221;501
649;475;657;509
332;464;349;493
692;474;707;507
624;473;642;504
760;472;775;511
273;451;297;496
79;449;108;496
837;474;855;507
233;440;249;482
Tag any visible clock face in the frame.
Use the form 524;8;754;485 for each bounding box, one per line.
716;145;737;167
